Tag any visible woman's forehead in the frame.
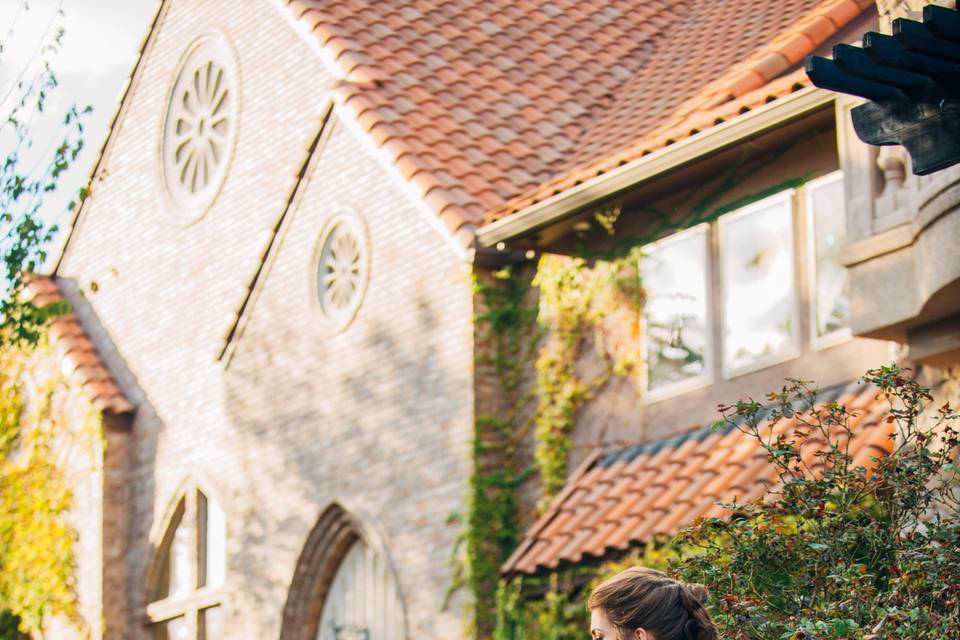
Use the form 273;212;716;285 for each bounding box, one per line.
590;608;612;629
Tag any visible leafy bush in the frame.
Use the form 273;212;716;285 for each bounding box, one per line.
677;365;960;639
0;611;21;640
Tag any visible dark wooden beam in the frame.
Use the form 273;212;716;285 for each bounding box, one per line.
924;4;960;40
833;43;929;90
805;3;960;176
804;56;904;101
893;17;960;61
862;33;958;81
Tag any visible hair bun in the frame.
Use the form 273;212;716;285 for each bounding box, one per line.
684;583;709;605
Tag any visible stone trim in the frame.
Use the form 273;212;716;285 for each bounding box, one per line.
279;503;360;640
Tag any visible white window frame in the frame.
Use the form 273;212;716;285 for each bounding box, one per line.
640;223;714;403
146;483;227;639
805;170;852;351
637;175;849;401
717;189;800;380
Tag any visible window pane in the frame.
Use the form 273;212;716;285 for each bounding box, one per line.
198;492;226;588
199;605;225;640
808;174;849;338
318;538;405;640
152;616;187;640
641;226;710;392
152;501;190;602
721;195;797;373
167;511;191;600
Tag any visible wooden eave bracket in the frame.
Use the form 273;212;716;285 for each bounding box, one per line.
805;3;960;175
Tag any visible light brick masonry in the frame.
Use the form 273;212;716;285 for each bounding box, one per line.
55;0;475;637
43;0;960;638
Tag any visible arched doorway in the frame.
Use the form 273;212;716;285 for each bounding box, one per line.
316;537;404;640
280;504;407;640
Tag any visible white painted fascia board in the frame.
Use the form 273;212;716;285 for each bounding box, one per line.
477;86;836;248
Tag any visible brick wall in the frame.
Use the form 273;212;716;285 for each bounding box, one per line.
222;116;474;637
57;0;475;637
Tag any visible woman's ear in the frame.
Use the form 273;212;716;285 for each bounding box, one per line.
632;628;649;640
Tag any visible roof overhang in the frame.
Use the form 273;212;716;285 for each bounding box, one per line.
477;86;837;248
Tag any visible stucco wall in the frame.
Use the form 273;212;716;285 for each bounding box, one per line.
56;0;474;637
503;124;896;498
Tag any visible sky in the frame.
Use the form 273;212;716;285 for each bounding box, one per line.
0;0;159;268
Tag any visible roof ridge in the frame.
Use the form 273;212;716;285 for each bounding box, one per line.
503;378;891;576
277;0;713;243
485;68;813;222
280;0;486;242
334;82;485;236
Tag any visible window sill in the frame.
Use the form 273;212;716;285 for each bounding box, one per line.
812;327;852;352
643;374;713;405
722;348;801;381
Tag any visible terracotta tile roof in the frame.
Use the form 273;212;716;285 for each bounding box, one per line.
488;0;878;221
282;0;873;235
502;381;894;576
23;276;134;415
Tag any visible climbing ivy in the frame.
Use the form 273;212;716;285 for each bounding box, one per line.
452;250;646;637
448;264;539;637
532;246;644;503
455;142;832;637
0;335;101;638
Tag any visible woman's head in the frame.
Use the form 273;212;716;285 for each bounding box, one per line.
588;567;717;640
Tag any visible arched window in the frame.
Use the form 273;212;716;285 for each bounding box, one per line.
280;504;407;640
147;487;226;639
317;537;404;640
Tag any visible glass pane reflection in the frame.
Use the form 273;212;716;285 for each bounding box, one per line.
809;174;849;338
641;226;710;392
721;196;796;373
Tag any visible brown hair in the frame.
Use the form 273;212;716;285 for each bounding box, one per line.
588;567;717;640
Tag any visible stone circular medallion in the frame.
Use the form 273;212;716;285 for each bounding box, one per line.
314;213;369;330
161;32;238;221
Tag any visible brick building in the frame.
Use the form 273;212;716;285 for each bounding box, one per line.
29;0;960;638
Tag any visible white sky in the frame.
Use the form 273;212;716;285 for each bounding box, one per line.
0;0;158;268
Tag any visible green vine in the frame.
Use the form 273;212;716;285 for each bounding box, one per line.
447;264;540;637
493;537;690;639
532;246;645;504
452;253;647;637
455;145;831;636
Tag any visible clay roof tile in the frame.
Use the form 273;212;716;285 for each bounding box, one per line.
279;0;872;246
484;0;873;224
504;382;890;576
22;276;134;416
